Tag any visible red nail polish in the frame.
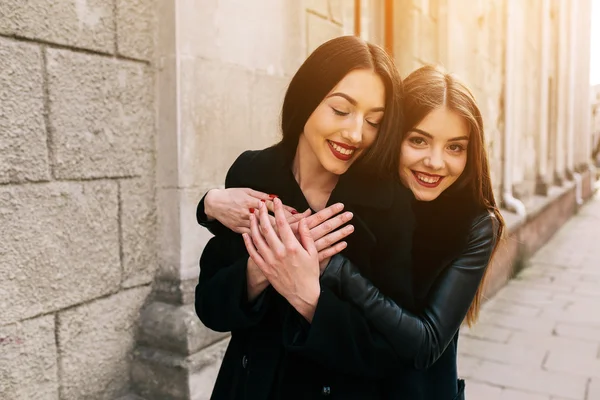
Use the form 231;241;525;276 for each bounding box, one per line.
261;199;266;202
291;210;298;215
249;208;255;213
268;194;277;199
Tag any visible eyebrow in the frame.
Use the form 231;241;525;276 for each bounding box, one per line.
326;92;385;112
409;128;469;142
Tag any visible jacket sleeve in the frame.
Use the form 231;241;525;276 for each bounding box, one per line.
319;213;499;370
195;191;228;236
194;151;271;331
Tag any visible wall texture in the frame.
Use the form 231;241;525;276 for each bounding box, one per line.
0;0;156;399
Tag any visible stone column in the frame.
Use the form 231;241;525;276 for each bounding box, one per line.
565;0;578;178
536;0;551;195
130;1;333;399
553;0;569;184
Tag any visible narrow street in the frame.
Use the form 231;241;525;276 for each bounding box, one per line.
460;192;600;400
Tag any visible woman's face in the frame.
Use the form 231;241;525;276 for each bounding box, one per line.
399;107;469;201
300;68;385;175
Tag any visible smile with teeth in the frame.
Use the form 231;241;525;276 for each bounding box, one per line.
328;141;355;156
413;171;442;184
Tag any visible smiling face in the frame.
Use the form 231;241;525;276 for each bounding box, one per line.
299;68;385;176
399;107;470;201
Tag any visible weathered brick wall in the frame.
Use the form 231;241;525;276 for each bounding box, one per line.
0;1;156;399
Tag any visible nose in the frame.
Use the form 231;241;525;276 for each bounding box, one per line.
341;116;364;145
424;149;444;170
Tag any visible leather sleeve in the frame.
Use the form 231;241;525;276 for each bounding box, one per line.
320;212;499;370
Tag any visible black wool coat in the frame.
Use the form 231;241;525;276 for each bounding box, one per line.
195;143;416;400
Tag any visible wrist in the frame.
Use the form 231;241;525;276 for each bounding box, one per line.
204;189;220;221
292;284;321;323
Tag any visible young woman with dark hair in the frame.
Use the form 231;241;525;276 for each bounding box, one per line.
194;35;415;399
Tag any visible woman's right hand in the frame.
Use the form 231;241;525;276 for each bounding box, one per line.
204;188;304;233
203;188;354;264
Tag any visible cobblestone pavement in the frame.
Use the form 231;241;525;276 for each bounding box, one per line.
459;191;600;400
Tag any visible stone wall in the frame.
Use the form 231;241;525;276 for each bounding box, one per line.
0;1;156;399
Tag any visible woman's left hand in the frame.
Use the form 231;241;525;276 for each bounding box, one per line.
242;198;321;322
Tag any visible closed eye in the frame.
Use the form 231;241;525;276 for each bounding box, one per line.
366;120;380;128
331;107;349;116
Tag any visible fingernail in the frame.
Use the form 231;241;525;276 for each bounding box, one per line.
260;199;266;202
268;194;277;199
249;208;255;213
291;210;298;215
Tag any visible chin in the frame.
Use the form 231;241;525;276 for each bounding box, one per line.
414;190;441;202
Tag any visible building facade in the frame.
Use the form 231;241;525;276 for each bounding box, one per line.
0;0;596;399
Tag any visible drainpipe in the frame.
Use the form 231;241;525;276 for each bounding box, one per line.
502;0;527;217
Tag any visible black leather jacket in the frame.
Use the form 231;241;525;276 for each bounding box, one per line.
321;211;499;370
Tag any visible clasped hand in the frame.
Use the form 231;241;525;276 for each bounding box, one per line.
242;198;351;322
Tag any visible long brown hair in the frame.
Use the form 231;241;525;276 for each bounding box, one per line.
280;35;403;178
398;65;505;326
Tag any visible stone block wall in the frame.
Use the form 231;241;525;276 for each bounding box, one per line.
0;1;156;399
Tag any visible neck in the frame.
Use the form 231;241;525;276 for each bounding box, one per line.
292;135;339;210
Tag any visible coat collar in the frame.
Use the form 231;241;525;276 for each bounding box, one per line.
243;143;396;211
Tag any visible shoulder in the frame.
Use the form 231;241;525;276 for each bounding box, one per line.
225;145;285;187
465;210;500;250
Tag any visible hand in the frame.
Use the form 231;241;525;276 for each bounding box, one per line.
300;203;354;272
204;188;308;233
242;199;320;322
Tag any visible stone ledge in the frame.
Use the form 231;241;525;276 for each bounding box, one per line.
131;338;229;400
484;177;598;300
137;301;228;355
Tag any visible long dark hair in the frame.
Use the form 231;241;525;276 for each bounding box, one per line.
280;35;403;178
398;65;505;325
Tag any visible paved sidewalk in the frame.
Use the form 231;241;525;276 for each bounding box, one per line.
459;192;600;400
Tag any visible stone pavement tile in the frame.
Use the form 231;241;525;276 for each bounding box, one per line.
459;336;546;367
508;332;599;356
588;378;600;400
494;284;553;305
478;311;556;335
470;361;587;399
461;323;514;343
540;307;600;327
544;350;600;379
484;299;543;317
464;381;502;399
499;388;551;399
458;355;481;379
553;323;600;342
508;280;576;295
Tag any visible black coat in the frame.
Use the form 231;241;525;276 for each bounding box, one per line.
321;193;500;400
195;144;416;400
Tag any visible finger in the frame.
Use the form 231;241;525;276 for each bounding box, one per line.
298;218;317;256
249;212;276;264
242;233;267;269
305;203;345;229
245;188;272;201
314;224;354;252
273;198;297;246
318;241;347;262
258;201;286;253
310;211;354;241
